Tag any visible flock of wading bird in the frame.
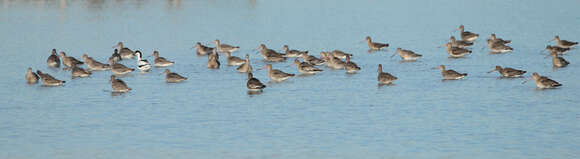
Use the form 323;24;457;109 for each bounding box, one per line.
25;25;577;93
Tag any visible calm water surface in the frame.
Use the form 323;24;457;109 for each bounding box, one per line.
0;0;579;158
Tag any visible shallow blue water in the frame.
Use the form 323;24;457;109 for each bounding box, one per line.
0;0;579;158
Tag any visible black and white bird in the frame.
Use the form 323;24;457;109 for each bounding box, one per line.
135;50;151;72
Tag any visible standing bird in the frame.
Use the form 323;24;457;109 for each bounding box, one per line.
246;73;266;91
215;39;240;53
365;36;389;50
292;59;323;74
110;75;131;93
262;64;294;82
113;42;135;59
547;52;569;68
299;53;325;66
445;43;472;58
163;69;187;83
545;45;570;55
36;70;65;86
436;65;467;80
108;58;134;75
226;52;245;66
345;56;360;73
237;54;252;73
47;49;60;67
194;42;215;56
323;52;346;69
207;49;220;69
458;25;479;42
83;54;111;71
135;50;151;72
487;66;526;78
552;36;578;48
489;34;511;45
377;64;397;85
59;52;83;68
392;48;422;61
330;50;352;59
25;67;39;84
449;36;473;48
282;45;308;57
488;39;514;53
153;51;174;67
523;72;562;89
71;65;92;78
109;49;122;63
257;44;286;62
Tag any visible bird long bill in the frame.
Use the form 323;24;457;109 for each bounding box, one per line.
521;77;532;84
544;55;551;59
256;65;267;70
486;70;495;73
390;52;397;58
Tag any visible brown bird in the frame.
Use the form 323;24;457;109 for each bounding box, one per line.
365;36;389;50
36;70;65;86
377;64;397;85
25;67;39;84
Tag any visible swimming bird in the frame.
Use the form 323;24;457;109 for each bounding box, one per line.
247;72;266;91
226;52;245;66
489;34;511;45
194;42;215;56
109;49;122;63
487;66;526;78
71;65;92;78
47;49;60;67
488;39;513;53
552;36;578;48
134;50;151;72
365;36;389;50
445;43;472;58
108;58;134;75
449;36;473;48
25;67;39;84
153;51;174;67
330;50;352;59
261;64;294;82
299;53;325;66
458;25;479;42
377;64;397;85
282;45;308;57
82;54;111;71
322;52;346;69
207;49;220;69
523;72;562;89
257;44;286;62
163;69;187;83
237;54;252;73
110;75;131;93
436;65;467;80
545;45;570;55
59;52;83;68
36;70;65;86
215;39;240;53
345;56;360;73
547;52;569;68
292;58;323;74
392;48;422;61
114;42;135;59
